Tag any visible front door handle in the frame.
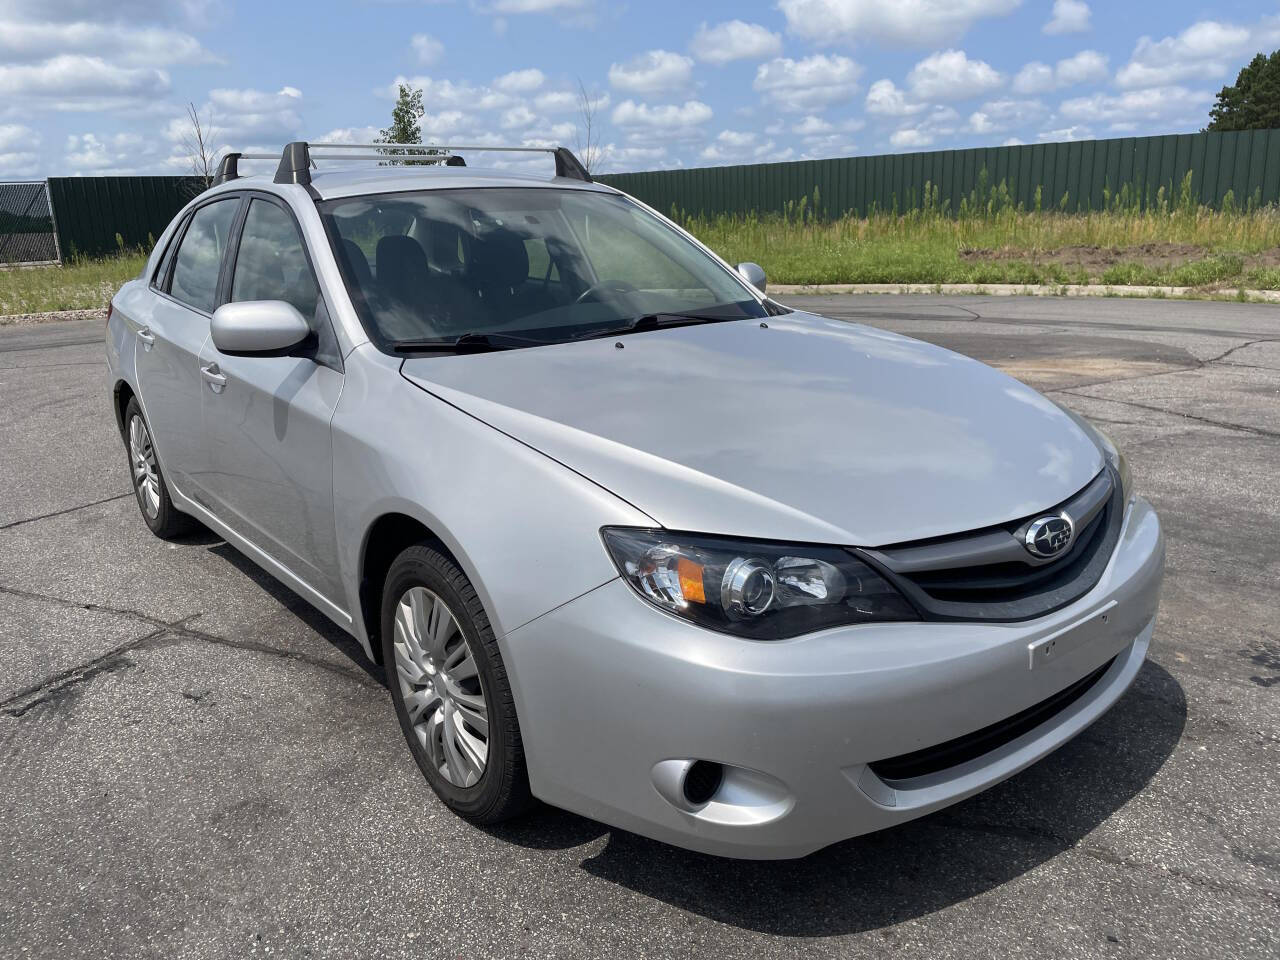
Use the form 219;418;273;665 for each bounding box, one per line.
137;327;155;347
201;362;227;392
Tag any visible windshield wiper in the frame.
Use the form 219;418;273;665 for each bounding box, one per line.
572;312;740;341
391;331;551;354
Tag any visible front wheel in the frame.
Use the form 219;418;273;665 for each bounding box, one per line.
380;544;533;824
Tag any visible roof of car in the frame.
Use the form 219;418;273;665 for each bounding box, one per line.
219;162;616;201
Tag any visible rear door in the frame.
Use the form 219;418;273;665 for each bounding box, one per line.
197;194;345;601
134;195;241;494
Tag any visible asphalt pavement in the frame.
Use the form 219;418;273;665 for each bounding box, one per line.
1;296;1277;959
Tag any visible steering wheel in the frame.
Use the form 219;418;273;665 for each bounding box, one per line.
573;279;638;305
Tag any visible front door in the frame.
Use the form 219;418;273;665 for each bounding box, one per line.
197;195;345;602
134;196;240;494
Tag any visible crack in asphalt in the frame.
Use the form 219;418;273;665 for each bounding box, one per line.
0;583;373;718
0;335;102;354
1054;391;1280;441
0;492;131;531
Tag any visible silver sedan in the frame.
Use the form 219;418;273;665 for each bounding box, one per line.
106;144;1163;859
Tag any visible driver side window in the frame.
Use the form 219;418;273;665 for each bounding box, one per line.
230;198;339;368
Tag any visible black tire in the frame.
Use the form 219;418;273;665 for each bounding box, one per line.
380;543;533;824
121;397;195;540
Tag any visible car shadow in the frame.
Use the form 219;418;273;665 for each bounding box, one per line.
486;660;1186;936
203;540;386;684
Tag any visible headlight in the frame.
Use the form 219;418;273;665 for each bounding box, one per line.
601;527;918;639
1092;426;1132;502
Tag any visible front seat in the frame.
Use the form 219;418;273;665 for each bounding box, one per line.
376;234;470;337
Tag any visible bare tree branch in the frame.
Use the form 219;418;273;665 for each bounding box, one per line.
575;78;606;174
180;102;220;189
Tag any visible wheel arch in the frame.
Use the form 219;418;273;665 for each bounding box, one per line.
112;378;136;436
357;511;470;666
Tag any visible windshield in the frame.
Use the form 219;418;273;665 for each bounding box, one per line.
318;187;769;349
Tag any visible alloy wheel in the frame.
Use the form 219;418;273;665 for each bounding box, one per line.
128;414;160;519
392;586;490;787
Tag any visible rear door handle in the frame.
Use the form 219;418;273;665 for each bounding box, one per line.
201;362;227;392
137;326;155;347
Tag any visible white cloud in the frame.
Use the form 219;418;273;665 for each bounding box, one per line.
907;50;1002;101
700;130;794;164
609;50;694;95
596;143;672;173
381;75;512;111
0;20;215;67
690;20;782;65
611;99;712;138
1043;0;1090;35
1012;50;1108;93
317;125;381;144
753;55;863;112
170;86;304;145
410;33;443;65
865;78;926;116
0;0;217;25
0;54;169;109
1039;125;1092;142
1058;86;1211;128
887;105;960;149
777;0;1021;48
792;116;832;136
494;68;545;93
1115;18;1280;90
967;98;1047;133
890;128;934;148
486;0;591;11
499;104;538;129
0;123;37;152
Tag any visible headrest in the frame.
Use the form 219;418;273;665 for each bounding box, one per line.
375;235;428;283
469;228;529;290
428;221;464;273
340;238;373;288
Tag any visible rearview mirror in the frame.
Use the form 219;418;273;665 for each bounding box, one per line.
736;262;767;293
211;301;311;355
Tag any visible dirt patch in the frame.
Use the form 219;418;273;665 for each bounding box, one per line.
961;243;1280;272
0;308;106;326
960;243;1207;270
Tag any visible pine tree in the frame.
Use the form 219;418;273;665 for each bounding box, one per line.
1206;51;1280;132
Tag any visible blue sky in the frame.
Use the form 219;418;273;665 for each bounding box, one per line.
0;0;1277;179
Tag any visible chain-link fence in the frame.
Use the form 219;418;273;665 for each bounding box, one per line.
0;181;59;264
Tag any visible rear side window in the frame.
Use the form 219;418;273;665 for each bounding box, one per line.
152;213;189;289
230;199;320;319
170;199;238;314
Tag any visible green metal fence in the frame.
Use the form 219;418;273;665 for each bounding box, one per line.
46;176;199;260
598;129;1280;220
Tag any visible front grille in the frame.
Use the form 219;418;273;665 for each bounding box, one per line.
868;656;1116;782
859;468;1123;622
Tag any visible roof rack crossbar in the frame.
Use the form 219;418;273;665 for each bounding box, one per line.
233;141;593;185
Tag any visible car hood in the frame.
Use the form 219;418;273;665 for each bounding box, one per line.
400;312;1104;546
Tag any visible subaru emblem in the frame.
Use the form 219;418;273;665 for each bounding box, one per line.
1025;515;1074;558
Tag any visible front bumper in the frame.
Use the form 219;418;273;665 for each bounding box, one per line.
500;497;1164;859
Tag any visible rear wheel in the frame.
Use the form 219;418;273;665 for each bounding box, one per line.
380;544;533;823
122;397;193;539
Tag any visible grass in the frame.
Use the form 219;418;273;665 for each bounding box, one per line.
0;253;146;316
4;172;1280;319
678;177;1280;289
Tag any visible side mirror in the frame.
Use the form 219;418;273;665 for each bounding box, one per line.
211;301;311;355
736;262;767;293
